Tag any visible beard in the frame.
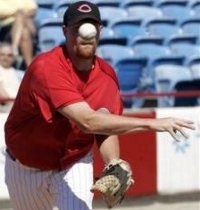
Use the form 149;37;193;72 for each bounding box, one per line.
76;44;96;59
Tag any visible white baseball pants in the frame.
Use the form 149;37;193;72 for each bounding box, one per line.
5;152;94;210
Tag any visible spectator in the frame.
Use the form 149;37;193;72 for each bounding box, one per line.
0;0;38;68
0;42;20;112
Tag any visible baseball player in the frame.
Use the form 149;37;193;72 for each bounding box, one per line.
4;1;195;210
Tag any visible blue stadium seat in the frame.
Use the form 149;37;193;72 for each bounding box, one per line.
99;37;127;46
174;80;200;106
169;42;200;60
34;8;57;27
115;57;148;108
110;19;146;43
35;0;55;9
100;27;116;39
38;18;65;52
127;6;163;20
130;36;169;61
130;36;171;89
181;18;200;37
156;0;192;23
152;55;185;66
99;27;127;45
154;64;192;106
144;18;180;39
190;63;200;79
99;7;128;26
93;0;120;7
186;56;200;67
165;34;198;46
189;0;200;17
54;0;70;18
97;45;135;66
120;0;154;8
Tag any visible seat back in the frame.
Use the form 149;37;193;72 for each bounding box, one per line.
111;19;145;42
154;64;192;106
190;64;200;79
127;6;163;20
145;18;180;39
181;18;200;37
157;0;191;23
115;58;148;108
170;42;200;58
99;7;128;25
120;0;154;8
132;37;169;60
38;19;64;52
96;45;135;66
174;80;200;106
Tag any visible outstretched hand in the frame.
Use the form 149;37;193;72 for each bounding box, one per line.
151;117;195;141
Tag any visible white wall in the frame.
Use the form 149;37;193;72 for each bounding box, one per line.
156;107;200;194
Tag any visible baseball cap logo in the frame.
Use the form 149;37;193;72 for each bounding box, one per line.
77;4;92;13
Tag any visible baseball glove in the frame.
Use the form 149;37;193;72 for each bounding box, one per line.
91;159;134;208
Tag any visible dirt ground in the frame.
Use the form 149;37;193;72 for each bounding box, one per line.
0;193;200;210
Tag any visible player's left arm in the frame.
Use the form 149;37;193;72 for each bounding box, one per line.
96;135;120;164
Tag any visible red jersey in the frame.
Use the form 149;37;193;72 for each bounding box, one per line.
5;45;123;170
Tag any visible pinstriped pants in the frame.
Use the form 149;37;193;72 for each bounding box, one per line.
5;152;94;210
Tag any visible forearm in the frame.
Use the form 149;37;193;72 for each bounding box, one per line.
96;135;120;164
58;102;195;140
85;111;153;135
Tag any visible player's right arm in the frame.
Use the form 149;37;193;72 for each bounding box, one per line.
58;102;195;141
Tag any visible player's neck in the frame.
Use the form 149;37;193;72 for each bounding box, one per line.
70;55;94;72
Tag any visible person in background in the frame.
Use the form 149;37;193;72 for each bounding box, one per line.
0;0;38;68
0;42;20;112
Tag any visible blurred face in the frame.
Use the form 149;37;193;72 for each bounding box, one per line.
64;20;102;59
0;45;15;69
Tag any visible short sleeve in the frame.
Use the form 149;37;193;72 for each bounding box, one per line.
29;56;84;122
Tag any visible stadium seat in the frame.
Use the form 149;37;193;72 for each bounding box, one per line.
154;64;192;106
127;6;163;20
99;27;127;45
99;37;127;46
165;34;198;46
98;7;128;26
115;57;148;108
130;36;169;61
92;0;120;7
189;0;200;17
54;0;70;18
186;56;200;66
35;0;55;9
156;0;192;23
174;79;200;106
110;19;146;44
34;8;57;27
151;55;185;85
152;56;185;67
144;18;180;39
130;36;171;89
190;63;200;79
181;18;200;37
38;18;65;52
120;0;154;8
169;42;200;60
100;27;115;39
96;45;135;66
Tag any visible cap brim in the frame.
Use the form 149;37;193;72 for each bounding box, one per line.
68;15;102;26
